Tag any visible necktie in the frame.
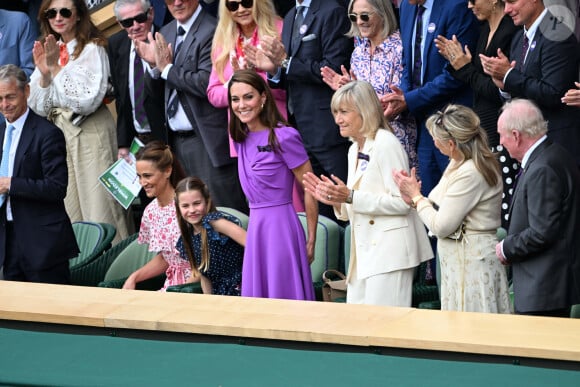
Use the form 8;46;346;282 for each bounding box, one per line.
133;51;148;128
0;125;15;207
291;6;305;55
173;26;186;62
168;26;186;119
519;34;529;70
412;5;425;89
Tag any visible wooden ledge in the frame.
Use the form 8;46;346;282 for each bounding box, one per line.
1;281;579;362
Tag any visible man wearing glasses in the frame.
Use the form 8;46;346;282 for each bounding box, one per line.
108;0;168;229
108;0;167;162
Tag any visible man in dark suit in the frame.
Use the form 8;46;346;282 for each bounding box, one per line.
0;64;79;284
481;0;580;164
109;0;168;230
495;99;580;317
109;0;167;161
382;0;479;197
136;0;247;213
249;0;352;220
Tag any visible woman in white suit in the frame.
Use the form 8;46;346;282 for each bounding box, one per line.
303;81;433;307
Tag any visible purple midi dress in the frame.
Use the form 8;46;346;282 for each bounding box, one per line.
235;125;315;300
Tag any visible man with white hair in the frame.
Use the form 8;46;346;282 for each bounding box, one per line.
496;99;580;317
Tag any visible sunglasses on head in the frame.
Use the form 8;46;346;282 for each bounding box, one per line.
119;9;150;28
225;0;254;12
348;12;374;23
45;7;73;19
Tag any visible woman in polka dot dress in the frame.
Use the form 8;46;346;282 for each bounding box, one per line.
175;177;246;296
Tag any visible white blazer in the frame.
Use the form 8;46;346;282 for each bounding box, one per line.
335;129;433;280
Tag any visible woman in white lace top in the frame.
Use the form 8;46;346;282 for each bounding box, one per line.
28;0;128;240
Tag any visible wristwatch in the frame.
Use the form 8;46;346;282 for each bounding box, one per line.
281;57;291;69
345;189;354;204
410;195;424;208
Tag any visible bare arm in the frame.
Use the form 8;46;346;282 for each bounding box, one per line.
293;160;318;264
210;218;247;247
122;253;168;289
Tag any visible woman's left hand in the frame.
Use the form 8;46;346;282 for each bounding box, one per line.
434;34;471;70
44;35;60;69
392;168;421;205
303;172;349;205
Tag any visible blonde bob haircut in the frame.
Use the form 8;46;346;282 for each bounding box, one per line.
330;80;390;140
212;0;280;84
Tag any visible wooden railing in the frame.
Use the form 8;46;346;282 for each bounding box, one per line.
1;281;580;362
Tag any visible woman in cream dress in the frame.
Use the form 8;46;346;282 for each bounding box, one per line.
28;0;128;239
393;104;511;313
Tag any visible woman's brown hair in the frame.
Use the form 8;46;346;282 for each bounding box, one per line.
38;0;106;59
135;140;186;188
227;69;288;151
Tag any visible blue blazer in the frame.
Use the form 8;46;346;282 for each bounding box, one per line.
0;111;79;272
0;9;35;78
399;0;478;122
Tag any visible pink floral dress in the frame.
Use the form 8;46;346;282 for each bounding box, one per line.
138;198;191;290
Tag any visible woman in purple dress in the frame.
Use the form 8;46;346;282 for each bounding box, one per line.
227;69;317;300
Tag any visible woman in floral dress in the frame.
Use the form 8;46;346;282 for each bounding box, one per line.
321;0;417;170
123;141;189;291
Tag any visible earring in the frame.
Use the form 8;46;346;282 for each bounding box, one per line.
261;103;264;110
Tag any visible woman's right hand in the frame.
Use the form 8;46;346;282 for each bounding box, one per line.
321;65;353;91
392;167;422;205
122;275;137;290
32;41;49;75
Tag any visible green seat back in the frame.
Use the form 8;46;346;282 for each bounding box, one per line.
98;222;117;247
103;239;157;281
217;206;249;229
297;213;341;283
69;222;106;268
71;234;138;287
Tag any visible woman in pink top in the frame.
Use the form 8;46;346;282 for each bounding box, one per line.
208;0;286;123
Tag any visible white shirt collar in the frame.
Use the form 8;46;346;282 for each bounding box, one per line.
521;134;547;168
5;108;29;133
178;4;202;35
296;0;311;9
524;8;548;43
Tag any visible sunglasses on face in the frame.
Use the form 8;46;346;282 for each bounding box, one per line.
348;12;374;23
45;7;73;19
119;9;150;28
225;0;254;12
